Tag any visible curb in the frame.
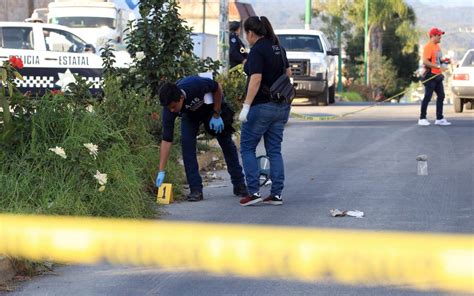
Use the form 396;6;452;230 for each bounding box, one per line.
0;256;14;285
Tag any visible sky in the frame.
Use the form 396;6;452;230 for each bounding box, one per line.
418;0;473;6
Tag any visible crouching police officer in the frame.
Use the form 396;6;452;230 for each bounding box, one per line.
155;76;248;201
229;21;248;68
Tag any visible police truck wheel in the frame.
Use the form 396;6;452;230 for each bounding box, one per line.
328;84;335;104
454;97;463;113
317;83;329;106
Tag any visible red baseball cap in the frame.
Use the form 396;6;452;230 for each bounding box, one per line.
429;28;445;37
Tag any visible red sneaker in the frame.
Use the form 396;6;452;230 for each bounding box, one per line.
239;193;262;206
263;194;283;205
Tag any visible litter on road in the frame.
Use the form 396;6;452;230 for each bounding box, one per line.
330;209;365;218
416;154;428;175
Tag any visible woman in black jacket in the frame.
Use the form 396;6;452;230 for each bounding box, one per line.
238;16;292;206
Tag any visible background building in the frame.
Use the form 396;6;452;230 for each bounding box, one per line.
0;0;52;22
179;0;256;35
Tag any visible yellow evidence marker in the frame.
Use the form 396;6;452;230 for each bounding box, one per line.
156;183;173;204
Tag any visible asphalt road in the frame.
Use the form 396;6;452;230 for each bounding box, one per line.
4;102;473;296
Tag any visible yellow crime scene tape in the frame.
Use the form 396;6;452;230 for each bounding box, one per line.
290;73;442;121
0;214;472;293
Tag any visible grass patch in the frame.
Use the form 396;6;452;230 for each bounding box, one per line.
339;91;365;102
0;79;185;218
1;96;155;218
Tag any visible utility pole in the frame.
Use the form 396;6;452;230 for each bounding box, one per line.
202;0;206;33
305;0;312;30
218;0;229;72
202;0;206;60
337;26;343;92
363;0;369;85
28;0;34;18
336;0;343;93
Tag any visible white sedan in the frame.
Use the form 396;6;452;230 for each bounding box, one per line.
452;49;474;112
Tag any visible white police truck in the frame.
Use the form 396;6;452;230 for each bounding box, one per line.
0;22;103;95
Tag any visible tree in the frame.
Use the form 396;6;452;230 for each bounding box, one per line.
312;0;351;44
366;52;398;99
125;0;197;91
381;6;419;93
315;0;419;98
348;0;411;86
122;0;221;95
347;0;412;55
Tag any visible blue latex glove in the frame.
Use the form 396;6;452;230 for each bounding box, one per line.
155;171;165;187
209;116;224;134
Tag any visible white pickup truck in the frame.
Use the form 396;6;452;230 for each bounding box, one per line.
0;22;103;95
276;29;339;105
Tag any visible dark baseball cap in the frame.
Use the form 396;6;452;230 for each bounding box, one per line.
429;28;445;37
229;21;241;32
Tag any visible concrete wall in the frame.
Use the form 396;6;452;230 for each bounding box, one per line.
0;0;52;22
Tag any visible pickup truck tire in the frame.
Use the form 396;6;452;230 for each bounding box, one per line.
465;101;473;110
317;82;329;106
328;84;335;104
454;97;463;113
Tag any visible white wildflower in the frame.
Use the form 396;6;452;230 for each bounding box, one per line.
94;170;107;186
98;185;106;192
86;105;94;113
136;51;145;61
49;146;67;159
83;143;99;159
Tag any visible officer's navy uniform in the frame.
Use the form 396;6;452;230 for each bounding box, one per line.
243;38;289;105
229;31;248;68
161;76;245;193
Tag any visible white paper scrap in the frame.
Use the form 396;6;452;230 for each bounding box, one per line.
345;210;364;218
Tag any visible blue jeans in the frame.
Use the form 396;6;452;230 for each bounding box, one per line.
420;74;445;120
240;102;290;196
181;113;245;193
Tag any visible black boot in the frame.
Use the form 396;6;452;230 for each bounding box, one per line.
233;183;249;197
187;191;203;202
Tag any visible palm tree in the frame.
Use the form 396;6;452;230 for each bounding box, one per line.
347;0;417;84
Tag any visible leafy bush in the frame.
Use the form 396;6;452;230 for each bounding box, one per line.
125;0;197;92
346;84;373;101
216;65;247;113
123;0;222;94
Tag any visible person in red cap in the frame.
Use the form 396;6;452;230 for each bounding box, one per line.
418;27;451;126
